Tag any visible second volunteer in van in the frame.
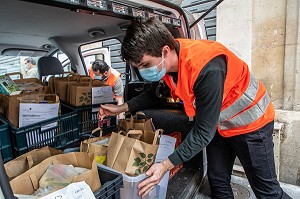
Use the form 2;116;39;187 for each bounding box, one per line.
99;18;291;199
90;59;124;119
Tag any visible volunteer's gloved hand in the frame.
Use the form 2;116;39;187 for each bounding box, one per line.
138;159;174;198
98;103;129;120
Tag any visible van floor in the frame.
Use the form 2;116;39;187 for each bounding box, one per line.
166;162;204;199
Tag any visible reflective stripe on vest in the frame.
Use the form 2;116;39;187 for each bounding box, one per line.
219;74;258;124
219;92;271;130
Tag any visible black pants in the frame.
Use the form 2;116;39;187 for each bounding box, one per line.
207;121;292;199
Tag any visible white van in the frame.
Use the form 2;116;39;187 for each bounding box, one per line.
0;0;207;198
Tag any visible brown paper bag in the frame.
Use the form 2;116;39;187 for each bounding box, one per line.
4;146;62;181
118;112;156;132
69;83;92;106
107;129;162;176
48;73;79;94
68;80;104;106
56;80;78;102
133;111;156;131
118;114;134;132
10;152;101;195
54;75;81;101
80;127;109;165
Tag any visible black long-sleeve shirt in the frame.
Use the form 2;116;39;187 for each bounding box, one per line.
127;55;227;166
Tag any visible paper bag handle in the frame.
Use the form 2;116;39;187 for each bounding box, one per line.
21;85;48;94
123;112;134;122
126;130;143;139
26;155;34;169
29;173;39;190
34;94;59;104
91;127;103;139
5;72;23;79
118;131;127;136
134;111;148;120
126;130;143;136
152;129;164;145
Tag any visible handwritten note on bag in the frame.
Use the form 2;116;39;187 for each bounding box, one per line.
40;181;96;199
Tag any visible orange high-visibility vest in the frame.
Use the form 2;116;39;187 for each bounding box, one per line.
89;66;121;88
163;39;274;137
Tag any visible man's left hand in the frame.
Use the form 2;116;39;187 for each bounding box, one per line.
137;162;168;198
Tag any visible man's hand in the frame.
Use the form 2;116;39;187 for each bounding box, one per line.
98;103;129;120
138;159;174;198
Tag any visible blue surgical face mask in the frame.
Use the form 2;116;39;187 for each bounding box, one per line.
138;55;166;82
94;73;108;81
25;64;30;70
94;75;103;80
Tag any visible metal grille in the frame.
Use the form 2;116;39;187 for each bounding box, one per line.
182;0;217;41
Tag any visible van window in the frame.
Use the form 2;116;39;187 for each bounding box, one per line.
0;55;40;79
80;39;126;81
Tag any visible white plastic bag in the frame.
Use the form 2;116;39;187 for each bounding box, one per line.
39;164;89;188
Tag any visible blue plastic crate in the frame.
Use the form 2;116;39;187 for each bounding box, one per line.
94;166;123;199
5;105;80;156
0;118;13;162
61;102;117;135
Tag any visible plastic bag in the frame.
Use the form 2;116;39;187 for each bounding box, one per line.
39;164;89;188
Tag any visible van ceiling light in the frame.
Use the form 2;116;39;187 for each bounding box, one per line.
172;19;181;27
112;2;128;15
147;12;160;20
43;44;52;50
55;0;80;5
88;28;106;38
50;0;181;27
161;16;172;24
132;8;145;18
87;0;107;10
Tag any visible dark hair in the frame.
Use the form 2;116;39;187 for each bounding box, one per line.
25;57;36;65
121;18;176;64
92;59;109;73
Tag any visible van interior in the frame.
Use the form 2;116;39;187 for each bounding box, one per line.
0;0;205;198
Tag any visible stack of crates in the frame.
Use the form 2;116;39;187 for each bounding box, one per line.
61;102;117;135
0;117;13;162
1;104;80;156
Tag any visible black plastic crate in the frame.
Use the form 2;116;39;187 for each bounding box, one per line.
61;102;117;135
94;166;123;199
3;105;80;156
0;117;13;162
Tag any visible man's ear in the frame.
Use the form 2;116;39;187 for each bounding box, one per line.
162;45;171;57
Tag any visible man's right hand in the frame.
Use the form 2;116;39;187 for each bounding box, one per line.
98;103;129;120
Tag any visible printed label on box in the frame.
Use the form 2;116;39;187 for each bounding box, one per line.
19;103;59;127
92;86;113;104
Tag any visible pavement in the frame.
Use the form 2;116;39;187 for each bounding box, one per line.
195;175;300;199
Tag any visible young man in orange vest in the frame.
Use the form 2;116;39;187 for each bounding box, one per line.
90;60;124;118
99;18;291;199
